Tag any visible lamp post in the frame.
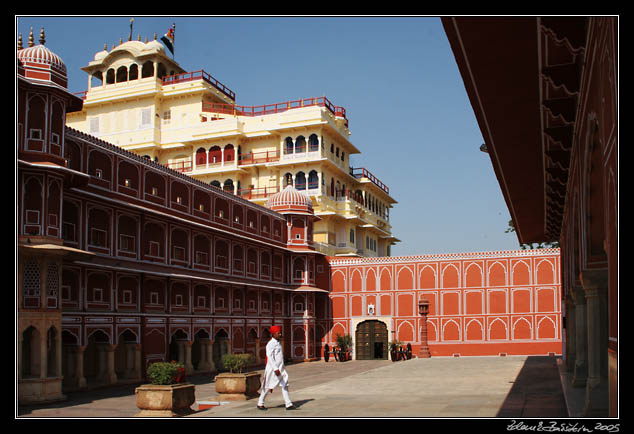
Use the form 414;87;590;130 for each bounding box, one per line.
418;298;431;358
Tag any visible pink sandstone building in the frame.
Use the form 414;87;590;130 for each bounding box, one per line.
327;249;561;358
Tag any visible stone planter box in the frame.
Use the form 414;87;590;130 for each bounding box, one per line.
135;383;196;417
214;372;261;400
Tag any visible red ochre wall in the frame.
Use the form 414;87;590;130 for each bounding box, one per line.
327;249;562;357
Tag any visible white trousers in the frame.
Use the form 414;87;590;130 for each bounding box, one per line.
258;384;293;408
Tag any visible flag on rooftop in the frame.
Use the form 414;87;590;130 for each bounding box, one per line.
161;23;175;55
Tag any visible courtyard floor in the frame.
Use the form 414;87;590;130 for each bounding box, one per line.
17;355;575;420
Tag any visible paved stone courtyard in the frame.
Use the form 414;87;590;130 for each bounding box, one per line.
17;355;569;419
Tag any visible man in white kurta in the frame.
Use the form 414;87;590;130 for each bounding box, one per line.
257;326;296;410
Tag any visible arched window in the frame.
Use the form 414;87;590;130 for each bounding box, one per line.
50;100;65;155
295;172;306;190
106;68;115;84
224;144;235;162
308;170;318;189
26;95;46;152
308;134;319;152
285;137;294;155
116;66;128;83
196;147;207;165
210;180;221;188
223;179;234;193
284;173;293;187
141;61;154;78
129;64;139;80
209;146;222;164
295;136;306;153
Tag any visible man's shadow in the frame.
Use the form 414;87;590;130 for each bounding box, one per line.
271;399;314;409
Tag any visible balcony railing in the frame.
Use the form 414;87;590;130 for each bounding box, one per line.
238;150;280;165
167;159;193;173
202;96;348;126
237;186;280;200
75;69;236;101
350;167;390;195
162;70;235;101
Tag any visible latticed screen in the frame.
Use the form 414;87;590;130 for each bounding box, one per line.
22;259;41;308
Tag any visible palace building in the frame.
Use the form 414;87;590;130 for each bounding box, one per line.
17;28;332;404
64;32;399;259
17;25;563;407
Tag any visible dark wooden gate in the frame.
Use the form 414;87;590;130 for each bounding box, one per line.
355;320;388;360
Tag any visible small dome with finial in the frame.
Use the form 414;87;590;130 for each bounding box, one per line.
17;27;68;85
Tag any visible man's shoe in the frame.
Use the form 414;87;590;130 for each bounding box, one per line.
285;404;297;410
257;405;267;411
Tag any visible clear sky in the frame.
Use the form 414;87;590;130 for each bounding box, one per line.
16;15;522;256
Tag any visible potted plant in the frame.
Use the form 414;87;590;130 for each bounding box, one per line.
214;353;260;400
135;361;195;417
335;334;352;361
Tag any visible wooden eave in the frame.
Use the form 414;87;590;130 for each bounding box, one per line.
441;17;587;245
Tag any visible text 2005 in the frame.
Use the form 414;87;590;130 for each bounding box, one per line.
594;423;619;433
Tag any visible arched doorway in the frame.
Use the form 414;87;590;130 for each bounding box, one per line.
212;329;230;371
169;329;189;364
355;320;388;360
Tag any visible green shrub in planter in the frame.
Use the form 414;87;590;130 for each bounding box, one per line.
147;361;186;385
221;353;254;373
335;333;352;351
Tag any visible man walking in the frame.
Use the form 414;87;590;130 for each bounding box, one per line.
257;326;297;411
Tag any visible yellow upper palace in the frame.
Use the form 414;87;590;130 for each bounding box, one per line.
66;36;399;257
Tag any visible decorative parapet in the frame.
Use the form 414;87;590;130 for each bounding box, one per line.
327;248;561;265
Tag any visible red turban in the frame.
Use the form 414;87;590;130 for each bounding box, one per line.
270;326;281;334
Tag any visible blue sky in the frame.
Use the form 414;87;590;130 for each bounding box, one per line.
16;15;522;256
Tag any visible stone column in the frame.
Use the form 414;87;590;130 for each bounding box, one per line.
123;343;141;379
255;338;262;365
184;341;194;375
564;297;577;372
75;346;87;388
571;286;588;387
197;339;211;372
39;328;48;380
580;269;609;417
134;344;142;380
418;298;431;358
207;339;216;373
96;344;117;384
